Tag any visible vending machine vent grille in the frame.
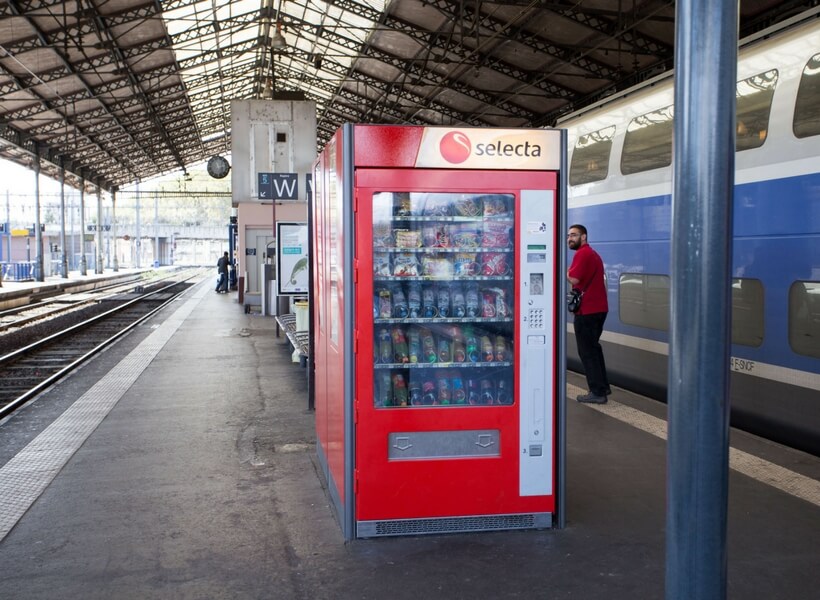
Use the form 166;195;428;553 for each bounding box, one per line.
357;512;552;538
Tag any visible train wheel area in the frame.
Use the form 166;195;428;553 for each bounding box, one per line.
0;280;817;598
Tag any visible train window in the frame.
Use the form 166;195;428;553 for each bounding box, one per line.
621;106;674;175
731;278;764;346
619;273;670;331
788;281;820;358
736;69;777;152
794;53;820;139
569;126;615;185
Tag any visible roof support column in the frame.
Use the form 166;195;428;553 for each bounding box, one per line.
112;189;119;272
33;157;44;282
79;176;87;276
666;1;739;599
96;188;103;274
59;161;68;278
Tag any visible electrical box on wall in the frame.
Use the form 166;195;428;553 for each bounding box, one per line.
230;100;317;204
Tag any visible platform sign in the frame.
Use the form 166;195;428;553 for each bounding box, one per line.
258;172;299;201
276;222;308;294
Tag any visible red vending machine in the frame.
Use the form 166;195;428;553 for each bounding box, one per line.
312;125;566;539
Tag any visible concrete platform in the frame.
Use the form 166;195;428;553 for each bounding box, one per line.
0;279;818;599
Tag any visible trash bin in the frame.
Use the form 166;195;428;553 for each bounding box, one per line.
294;300;309;331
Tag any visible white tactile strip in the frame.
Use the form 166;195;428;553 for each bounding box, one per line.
0;284;207;541
568;383;820;508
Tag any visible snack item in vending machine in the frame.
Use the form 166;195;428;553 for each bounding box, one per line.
480;335;494;362
391;327;409;363
377;328;392;364
437;285;451;318
481;221;512;247
436;372;451;405
481;195;510;217
422;379;437;405
395;229;422;249
374;254;391;277
451;284;466;318
465;283;480;317
373;221;393;248
407;281;421;318
392;373;409;407
480;379;496;405
452;225;481;249
451;373;466;404
422;284;437;318
407;327;421;363
420;328;437;363
466;379;480;405
453;195;483;217
393;253;420;276
422;256;454;278
481;251;510;276
392;285;409;318
395;193;413;217
378;371;392;407
454;252;479;277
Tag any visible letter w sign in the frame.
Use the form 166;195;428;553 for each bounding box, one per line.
258;172;298;200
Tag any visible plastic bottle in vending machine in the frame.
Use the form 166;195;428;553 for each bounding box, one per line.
480;379;496;405
409;379;422;406
391;327;409;363
392;285;409;318
407;326;421;363
451;283;466;318
392;373;409;407
453;329;466;362
466;378;480;404
420;328;437;363
422;379;437;405
378;371;392;407
496;377;512;405
437;334;452;363
436;372;451;405
422;284;436;318
464;327;480;363
437;285;450;318
377;328;392;364
480;335;494;362
407;281;422;318
465;282;480;318
494;335;509;362
451;372;466;404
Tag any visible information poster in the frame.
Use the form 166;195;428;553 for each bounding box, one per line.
277;222;309;294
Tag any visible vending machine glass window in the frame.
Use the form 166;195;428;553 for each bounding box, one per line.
372;192;515;408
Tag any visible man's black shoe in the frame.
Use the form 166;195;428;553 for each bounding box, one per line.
605;386;612;395
576;392;608;404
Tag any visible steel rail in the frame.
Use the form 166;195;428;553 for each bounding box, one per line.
0;273;204;420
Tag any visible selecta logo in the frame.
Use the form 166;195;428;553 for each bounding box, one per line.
439;131;472;164
438;130;544;164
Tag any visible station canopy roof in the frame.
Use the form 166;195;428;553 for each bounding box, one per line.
0;0;810;192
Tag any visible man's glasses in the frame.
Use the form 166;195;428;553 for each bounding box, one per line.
567;233;581;238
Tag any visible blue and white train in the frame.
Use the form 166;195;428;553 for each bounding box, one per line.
561;11;820;456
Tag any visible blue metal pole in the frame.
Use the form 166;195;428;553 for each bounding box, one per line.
667;1;738;599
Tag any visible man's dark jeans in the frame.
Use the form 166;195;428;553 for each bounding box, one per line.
574;312;609;396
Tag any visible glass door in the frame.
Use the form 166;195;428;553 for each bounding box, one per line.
371;192;515;409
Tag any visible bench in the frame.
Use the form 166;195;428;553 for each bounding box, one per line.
275;313;309;367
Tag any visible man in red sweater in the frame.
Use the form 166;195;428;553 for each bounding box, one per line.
567;224;610;403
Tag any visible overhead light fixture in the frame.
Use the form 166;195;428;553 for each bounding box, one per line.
271;21;287;51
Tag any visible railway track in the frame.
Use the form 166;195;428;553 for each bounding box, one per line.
0;271;204;419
